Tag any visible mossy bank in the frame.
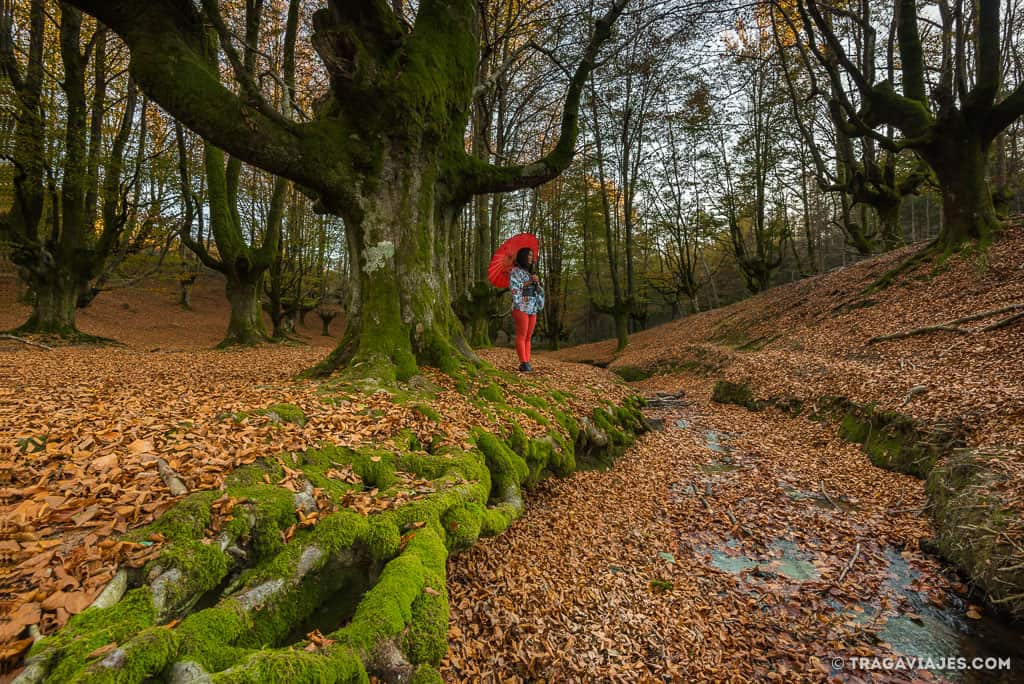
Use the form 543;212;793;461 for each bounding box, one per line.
15;365;647;683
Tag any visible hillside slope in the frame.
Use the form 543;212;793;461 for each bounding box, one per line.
553;226;1024;448
0;266;338;349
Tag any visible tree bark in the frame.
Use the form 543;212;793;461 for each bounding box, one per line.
21;274;79;334
222;272;268;346
310;153;476;381
926;135;1000;250
875;195;903;251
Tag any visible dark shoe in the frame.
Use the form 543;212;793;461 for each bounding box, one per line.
524;362;534;372
519;362;531;372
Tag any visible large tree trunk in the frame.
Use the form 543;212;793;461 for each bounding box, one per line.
613;308;628;352
311;151;476;382
221;272;268;347
928;134;1000;251
875;196;904;250
20;269;80;334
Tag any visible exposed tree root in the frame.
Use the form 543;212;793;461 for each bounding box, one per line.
861;242;937;296
868;302;1024;343
13;385;647;683
0;334;54;350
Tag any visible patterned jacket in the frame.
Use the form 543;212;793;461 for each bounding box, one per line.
510;266;545;315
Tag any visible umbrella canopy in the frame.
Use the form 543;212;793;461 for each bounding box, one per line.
488;233;539;288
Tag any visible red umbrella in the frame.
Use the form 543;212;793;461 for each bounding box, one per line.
488;233;539;288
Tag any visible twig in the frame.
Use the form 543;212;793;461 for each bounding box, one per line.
820;480;840;509
0;333;53;350
901;385;928;406
692;479;712;511
836;543;861;584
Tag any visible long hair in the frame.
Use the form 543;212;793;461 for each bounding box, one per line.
514;247;534;274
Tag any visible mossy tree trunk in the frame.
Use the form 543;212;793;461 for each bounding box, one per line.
179;142;278;347
923;129;1000;251
20;275;80;334
312;151;475;381
174;2;289;348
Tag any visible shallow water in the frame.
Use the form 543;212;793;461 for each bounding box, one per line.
700;537;1023;682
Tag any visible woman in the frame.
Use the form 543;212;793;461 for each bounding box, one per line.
509;247;544;372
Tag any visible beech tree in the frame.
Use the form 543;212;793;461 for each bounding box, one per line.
0;1;143;335
772;3;927;254
62;0;630;380
793;0;1024;251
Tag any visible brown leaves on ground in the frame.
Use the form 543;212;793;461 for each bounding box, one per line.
553;226;1024;448
444;386;970;682
0;318;626;662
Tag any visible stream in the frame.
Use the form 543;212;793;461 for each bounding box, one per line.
662;402;1024;683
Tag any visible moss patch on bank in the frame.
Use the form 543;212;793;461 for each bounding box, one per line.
711;381;961;479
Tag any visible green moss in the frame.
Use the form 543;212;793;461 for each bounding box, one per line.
333;528;446;655
224;485;297;560
394;428;423;452
836;403;958;478
38;588;158;683
612;365;651;382
224;461;285;489
551;407;581;442
411;664;444;684
508;424;528;456
365;516;402;560
153;539;231;617
592;408;629;447
473;430;528;502
176;604;253;672
516;405;550;427
711;380;758;410
478;382;504;403
257;403;307;426
129;491;217;543
212;646;364;684
522;395;549;411
440;503;483;550
70;626;179;683
403;576;449;666
410;403;442;422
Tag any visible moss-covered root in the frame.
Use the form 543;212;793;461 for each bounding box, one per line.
194;526;450;684
18;394;651;684
927;446;1024;619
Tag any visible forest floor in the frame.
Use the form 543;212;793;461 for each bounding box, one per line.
1;265;633;679
552;226;1024;448
443;376;1020;682
2;227;1023;682
441;226;1024;682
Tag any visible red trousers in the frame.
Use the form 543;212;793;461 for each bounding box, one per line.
512;309;537;363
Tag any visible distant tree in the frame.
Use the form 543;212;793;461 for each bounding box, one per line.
716;10;792;294
791;0;1024;252
0;1;145;335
